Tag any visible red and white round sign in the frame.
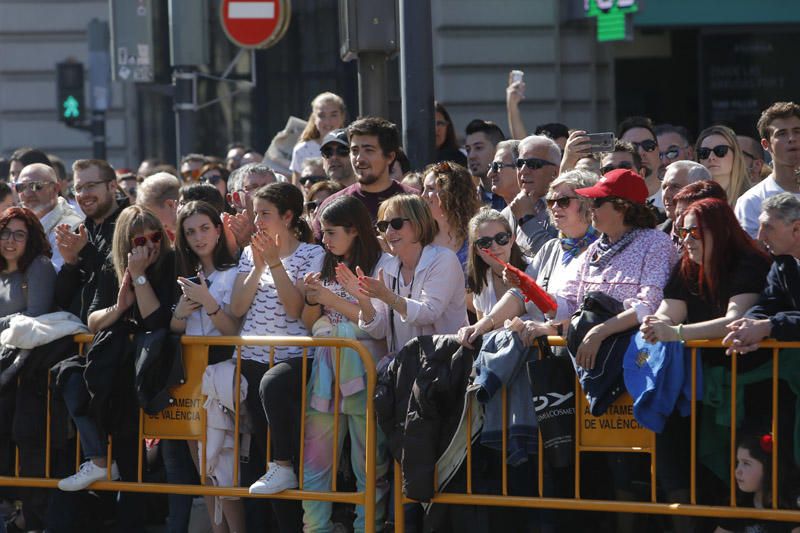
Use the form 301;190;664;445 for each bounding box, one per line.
220;0;291;49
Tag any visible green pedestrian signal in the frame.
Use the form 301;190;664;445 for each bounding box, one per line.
56;61;85;125
63;95;80;119
585;0;638;42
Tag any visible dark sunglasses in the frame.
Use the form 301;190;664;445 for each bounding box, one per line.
321;146;350;158
376;217;410;233
659;146;681;161
676;225;702;241
545;196;578;209
200;174;224;185
600;161;633;175
488;161;516;173
515;157;557;170
697;145;731;160
299;175;327;187
631;139;658;153
131;231;163;247
14;181;52;194
592;197;617;209
475;231;512;249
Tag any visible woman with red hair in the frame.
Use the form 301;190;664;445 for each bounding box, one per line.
640;197;771;514
0;206;55;331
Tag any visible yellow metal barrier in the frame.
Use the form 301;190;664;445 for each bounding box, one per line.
0;334;379;533
392;337;800;531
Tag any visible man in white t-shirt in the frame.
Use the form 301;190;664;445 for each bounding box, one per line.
735;102;800;238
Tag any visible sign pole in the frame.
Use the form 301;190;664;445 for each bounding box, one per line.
88;19;110;160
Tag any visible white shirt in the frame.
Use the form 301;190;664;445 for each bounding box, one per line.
229;242;325;363
289;139;322;174
185;267;238;337
735;174;800;238
359;245;468;353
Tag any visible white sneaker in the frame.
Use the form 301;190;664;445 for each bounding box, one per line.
58;460;120;491
248;462;298;494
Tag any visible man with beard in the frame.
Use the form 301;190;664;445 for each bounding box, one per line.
313;116;416;240
54;159;125;322
15;163;83;271
618;116;663;209
501;134;560;256
735;102;800;238
465;119;507;210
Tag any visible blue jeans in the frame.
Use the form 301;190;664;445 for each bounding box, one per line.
61;372;106;459
160;440;198;533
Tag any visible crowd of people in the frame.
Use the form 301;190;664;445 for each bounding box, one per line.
0;84;799;533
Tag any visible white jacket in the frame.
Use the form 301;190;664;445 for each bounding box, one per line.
0;311;87;349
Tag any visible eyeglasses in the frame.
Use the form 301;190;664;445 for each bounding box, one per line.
0;229;27;243
131;231;163;247
630;139;658;153
488;161;516;173
14;181;53;194
545;196;578;209
72;180;111;195
592;197;616;209
299;175;327;187
676;225;702;241
697;145;731;160
321;146;350;159
376;217;410;233
659;145;684;161
475;231;512;249
305;200;319;212
515;158;557;170
200;174;223;185
600;161;633;175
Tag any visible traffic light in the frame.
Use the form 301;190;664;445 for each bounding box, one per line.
56;61;85;126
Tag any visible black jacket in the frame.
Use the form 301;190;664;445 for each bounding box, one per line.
746;255;800;340
374;334;476;502
55;200;128;322
134;329;185;415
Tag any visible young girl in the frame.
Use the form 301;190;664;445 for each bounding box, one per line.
171;200;244;533
290;92;346;185
715;433;800;533
229;183;324;530
300;195;389;532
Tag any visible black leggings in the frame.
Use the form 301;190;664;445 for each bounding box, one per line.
259;356;308;462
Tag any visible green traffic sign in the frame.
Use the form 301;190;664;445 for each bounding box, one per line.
585;0;638;42
63;95;81;119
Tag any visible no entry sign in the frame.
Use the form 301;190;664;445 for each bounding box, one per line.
220;0;291;49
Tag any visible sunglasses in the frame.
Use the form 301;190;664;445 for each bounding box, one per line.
545;196;578;209
131;231;163;247
200;174;223;185
600;161;633;175
697;145;731;160
515;157;557;170
676;225;702;241
475;231;512;249
321;146;350;158
659;146;683;161
0;229;27;243
631;139;658;153
299;175;327;187
376;217;410;233
488;161;516;173
14;181;52;194
592;197;617;209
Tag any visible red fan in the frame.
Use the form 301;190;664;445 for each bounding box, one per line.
481;248;557;314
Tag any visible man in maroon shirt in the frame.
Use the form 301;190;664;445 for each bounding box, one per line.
313;116;417;240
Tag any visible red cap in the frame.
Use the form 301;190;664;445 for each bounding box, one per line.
575;169;649;205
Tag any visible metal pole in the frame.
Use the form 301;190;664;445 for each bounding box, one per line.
399;0;435;168
173;69;196;165
357;51;388;119
87;19;110;160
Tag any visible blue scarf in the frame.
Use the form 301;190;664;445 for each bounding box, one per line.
560;226;599;265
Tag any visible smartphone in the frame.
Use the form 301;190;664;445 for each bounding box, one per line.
186;276;212;288
510;70;524;84
586;132;615;153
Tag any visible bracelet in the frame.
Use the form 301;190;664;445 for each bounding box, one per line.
268;261;283;270
304;296;320;306
206;305;222;317
675;323;686;344
486;315;496;330
172;311;187;321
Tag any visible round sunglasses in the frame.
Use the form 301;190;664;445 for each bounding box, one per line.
475;231;512;249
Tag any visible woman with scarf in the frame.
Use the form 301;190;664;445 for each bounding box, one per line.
458;170;600;347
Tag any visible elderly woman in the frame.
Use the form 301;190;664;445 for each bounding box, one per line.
459;170;600;346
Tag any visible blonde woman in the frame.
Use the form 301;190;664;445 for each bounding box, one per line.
290;92;347;184
695;125;750;206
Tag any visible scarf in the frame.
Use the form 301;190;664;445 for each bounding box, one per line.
588;228;640;270
559;226;599;265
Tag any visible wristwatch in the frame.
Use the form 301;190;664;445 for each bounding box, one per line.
134;275;148;287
